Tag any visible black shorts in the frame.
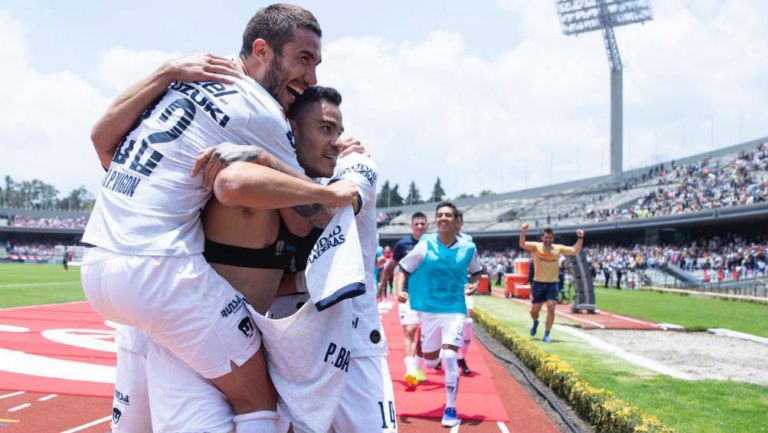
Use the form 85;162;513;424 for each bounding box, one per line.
532;281;558;304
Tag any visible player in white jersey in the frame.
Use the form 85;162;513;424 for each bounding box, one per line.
379;212;429;386
81;6;360;433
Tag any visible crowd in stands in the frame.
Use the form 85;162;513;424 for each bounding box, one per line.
5;215;88;229
3;240;59;261
475;233;768;288
585;144;768;223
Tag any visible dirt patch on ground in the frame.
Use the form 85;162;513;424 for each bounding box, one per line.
585;329;768;386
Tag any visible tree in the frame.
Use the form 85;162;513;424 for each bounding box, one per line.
390;184;404;207
376;180;391;208
455;193;475;200
429;177;446;202
405;181;422;205
58;186;96;211
479;189;494;197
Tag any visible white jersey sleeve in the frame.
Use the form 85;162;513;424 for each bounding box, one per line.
83;76;303;256
332;153;386;357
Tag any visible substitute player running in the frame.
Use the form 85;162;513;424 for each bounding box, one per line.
380;212;429;385
519;223;584;342
395;201;482;427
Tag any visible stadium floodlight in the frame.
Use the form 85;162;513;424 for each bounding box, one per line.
554;0;653;174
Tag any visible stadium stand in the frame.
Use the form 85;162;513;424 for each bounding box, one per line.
0;208;88;264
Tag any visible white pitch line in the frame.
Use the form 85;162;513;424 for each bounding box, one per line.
38;394;58;401
497;421;511;433
0;282;74;289
8;403;30;412
0;391;25;400
59;416;112;433
556;325;696;380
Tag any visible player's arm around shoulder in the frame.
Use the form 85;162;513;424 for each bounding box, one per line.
91;54;240;170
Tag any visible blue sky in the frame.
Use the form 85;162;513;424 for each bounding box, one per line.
1;0;766;198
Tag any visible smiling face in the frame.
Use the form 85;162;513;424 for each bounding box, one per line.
435;206;457;237
292;99;344;178
260;27;321;110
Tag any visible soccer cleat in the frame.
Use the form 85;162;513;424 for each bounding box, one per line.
404;371;419;387
441;407;459;427
530;320;539;337
415;368;426;382
457;358;472;375
543;334;553;343
434;361;442;371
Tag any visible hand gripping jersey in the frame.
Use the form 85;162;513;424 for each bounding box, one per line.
83;74;303;256
332;152;387;357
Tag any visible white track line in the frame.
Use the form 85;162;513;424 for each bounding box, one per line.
604;312;661;328
38;394;57;401
497;421;511;433
508;297;606;329
59;416;112;433
0;391;25;400
0;300;85;311
8;403;30;412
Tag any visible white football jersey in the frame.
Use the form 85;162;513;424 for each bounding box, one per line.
332;153;386;357
83;75;302;256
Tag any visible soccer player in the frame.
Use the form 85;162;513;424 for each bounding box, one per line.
519;223;584;343
82;5;358;433
379;212;429;385
395;202;482;427
455;210;475;375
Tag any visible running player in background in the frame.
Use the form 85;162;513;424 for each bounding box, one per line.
519;223;584;343
395;202;482;427
455;210;475;375
380;212;429;386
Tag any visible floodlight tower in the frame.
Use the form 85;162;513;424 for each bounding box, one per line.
554;0;653;175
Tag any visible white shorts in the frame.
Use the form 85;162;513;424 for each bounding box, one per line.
112;326;152;433
417;312;465;353
81;248;261;379
146;340;234;433
331;356;397;433
464;294;474;311
398;299;419;326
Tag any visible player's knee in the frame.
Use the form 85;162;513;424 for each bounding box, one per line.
442;348;457;362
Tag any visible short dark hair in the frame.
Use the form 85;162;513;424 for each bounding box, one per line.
435;201;458;217
287;85;342;120
543;227;554;235
455;209;464;222
412;212;427;221
240;3;321;58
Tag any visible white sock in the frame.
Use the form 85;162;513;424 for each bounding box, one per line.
459;318;473;359
404;356;417;373
234;410;279;433
416;355;426;369
442;349;459;408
